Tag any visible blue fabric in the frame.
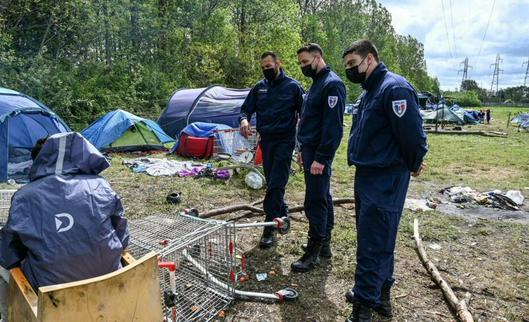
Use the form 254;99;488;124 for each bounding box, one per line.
297;65;346;163
464;110;480;124
0;132;129;290
174;122;242;155
0;89;70;182
239;69;304;139
301;146;334;241
353;170;410;308
158;86;252;138
81;109;174;150
260;136;295;221
347;63;428;173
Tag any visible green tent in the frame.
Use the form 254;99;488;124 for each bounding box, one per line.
81;109;175;152
109;122;171;150
421;107;465;125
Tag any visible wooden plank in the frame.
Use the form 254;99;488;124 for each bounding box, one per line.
121;251;137;266
37;252;162;322
8;268;38;322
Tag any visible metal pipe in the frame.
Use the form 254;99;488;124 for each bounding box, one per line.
232;221;277;229
182;250;281;302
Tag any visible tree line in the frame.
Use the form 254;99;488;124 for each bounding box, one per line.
0;0;439;129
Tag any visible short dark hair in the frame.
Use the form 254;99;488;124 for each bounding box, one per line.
297;43;323;57
31;137;48;160
260;51;277;60
342;39;379;61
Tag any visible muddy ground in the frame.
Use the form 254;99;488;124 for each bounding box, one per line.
209;179;529;322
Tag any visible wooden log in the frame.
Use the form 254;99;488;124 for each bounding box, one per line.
413;219;474;322
200;198;355;219
287;198;355;213
199;204;265;218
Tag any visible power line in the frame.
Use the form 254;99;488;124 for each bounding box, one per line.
449;0;457;57
441;0;454;58
477;0;496;58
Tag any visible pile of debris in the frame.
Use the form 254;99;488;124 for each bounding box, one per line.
122;158;230;181
440;186;525;211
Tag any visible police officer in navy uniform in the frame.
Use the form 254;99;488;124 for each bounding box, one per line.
291;43;345;272
239;51;304;249
342;40;428;321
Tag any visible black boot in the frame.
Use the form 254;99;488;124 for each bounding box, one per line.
259;226;276;249
345;295;372;322
301;235;332;259
291;238;322;272
374;284;392;317
346;287;392;318
320;236;332;259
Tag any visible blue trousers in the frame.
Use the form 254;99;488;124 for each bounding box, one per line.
302;147;334;241
353;170;410;308
260;137;295;221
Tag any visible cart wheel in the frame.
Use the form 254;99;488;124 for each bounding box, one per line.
277;217;290;235
276;287;299;302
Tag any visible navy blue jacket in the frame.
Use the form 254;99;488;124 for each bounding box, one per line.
239;69;304;139
347;63;428;172
297;65;346;163
0;132;128;290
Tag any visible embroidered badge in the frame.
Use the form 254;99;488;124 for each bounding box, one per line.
328;96;338;109
392;100;407;117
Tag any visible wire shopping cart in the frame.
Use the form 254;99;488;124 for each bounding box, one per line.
128;213;296;322
212;128;259;165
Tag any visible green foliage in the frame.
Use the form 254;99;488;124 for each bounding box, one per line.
445;90;482;107
0;0;437;128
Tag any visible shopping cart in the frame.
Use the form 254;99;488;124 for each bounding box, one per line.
0;190;16;227
128;213;296;322
212;128;259;165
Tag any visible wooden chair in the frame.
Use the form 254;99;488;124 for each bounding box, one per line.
8;251;163;322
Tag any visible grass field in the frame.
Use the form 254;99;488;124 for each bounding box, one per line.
1;106;528;321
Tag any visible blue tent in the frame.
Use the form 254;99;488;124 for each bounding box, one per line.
158;85;251;138
81;109;174;152
0;87;70;182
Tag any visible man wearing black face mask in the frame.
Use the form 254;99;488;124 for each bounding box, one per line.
292;43;345;273
342;40;428;322
239;51;304;249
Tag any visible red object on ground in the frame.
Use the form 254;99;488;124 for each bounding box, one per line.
176;133;214;159
254;143;263;165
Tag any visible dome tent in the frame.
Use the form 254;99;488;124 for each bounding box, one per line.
158;85;252;138
0;87;70;182
81;109;174;152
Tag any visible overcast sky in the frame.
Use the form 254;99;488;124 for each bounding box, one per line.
378;0;529;90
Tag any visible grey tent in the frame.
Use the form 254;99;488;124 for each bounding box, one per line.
421;106;466;125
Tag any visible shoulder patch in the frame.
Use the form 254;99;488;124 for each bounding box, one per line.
328;96;338;109
392;100;407;118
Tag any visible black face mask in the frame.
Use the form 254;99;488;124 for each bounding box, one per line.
263;68;277;82
345;57;367;84
301;57;317;78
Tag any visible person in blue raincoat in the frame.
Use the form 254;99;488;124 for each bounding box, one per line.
342;40;428;322
292;43;346;273
0;132;129;291
239;51;304;249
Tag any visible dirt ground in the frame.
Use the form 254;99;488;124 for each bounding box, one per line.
205;179;529;322
82;145;529;322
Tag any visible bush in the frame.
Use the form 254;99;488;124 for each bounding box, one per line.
450;91;482;107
